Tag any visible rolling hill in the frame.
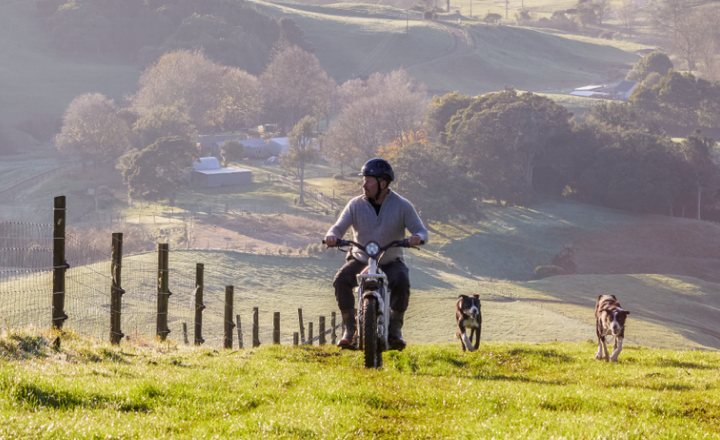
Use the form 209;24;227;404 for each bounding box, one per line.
0;0;650;127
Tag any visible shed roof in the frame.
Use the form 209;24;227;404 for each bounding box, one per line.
239;138;267;148
612;81;637;93
194;167;252;176
268;137;289;147
574;85;605;91
193;157;221;171
570;91;612;98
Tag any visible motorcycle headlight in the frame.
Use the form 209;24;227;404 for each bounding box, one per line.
365;241;380;258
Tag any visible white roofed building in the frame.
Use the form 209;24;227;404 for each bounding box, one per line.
188;157;252;188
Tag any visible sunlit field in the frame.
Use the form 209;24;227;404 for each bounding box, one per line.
1;329;719;439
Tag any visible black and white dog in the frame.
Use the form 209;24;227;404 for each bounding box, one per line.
455;294;482;352
595;295;630;362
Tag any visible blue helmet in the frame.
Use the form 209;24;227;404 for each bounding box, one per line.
359;158;394;182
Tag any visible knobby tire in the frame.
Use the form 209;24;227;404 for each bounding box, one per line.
362;297;380;368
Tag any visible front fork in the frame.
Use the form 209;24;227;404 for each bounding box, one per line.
356;277;389;351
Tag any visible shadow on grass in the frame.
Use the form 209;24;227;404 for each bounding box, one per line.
471;374;569;386
506;348;574;363
655;358;718;370
12;381;150;412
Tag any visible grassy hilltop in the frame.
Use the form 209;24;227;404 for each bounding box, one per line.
1;329;719;439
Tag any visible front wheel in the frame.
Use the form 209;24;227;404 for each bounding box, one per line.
362;297;382;368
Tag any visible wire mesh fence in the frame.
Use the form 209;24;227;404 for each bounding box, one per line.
0;222;54;329
0;216;338;349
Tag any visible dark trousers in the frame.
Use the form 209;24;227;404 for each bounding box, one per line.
333;257;411;313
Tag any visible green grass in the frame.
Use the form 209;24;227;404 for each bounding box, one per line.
1;328;719;439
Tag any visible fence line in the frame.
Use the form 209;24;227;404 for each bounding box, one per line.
0;197;339;348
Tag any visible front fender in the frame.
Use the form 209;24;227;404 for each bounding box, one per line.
362;291;385;315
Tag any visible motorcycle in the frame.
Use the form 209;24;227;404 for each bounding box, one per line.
324;238;422;368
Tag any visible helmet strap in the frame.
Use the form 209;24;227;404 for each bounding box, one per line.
370;177;384;203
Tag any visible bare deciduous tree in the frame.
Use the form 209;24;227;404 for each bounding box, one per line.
56;93;132;169
260;46;336;133
324;69;427;171
132;50;260;133
281;116;319;204
616;0;637;36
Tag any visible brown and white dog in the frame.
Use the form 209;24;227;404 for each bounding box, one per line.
595;295;630;362
455;294;482;352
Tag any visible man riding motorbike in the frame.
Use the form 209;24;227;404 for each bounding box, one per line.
324;158;429;351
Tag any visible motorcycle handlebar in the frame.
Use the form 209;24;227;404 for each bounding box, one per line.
322;238;424;251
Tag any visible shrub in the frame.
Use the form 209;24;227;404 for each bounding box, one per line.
483;12;502;24
599;30;614;40
333;174;344;180
423;9;435;19
642;72;662;88
277;247;283;255
96;185;114;209
533;265;565;280
515;9;532;24
552;245;576;274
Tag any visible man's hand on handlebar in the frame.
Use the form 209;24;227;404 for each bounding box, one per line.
324;235;338;247
407;235;423;246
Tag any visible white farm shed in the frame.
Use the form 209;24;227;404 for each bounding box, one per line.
189;157;252;188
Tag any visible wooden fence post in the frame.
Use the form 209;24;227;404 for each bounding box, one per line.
293;332;299;345
110;232;124;344
194;263;205;345
252;307;260;347
156;243;171;340
307;322;313;345
319;316;326;345
298;308;305;344
224;286;235;349
52;196;68;329
182;323;189;345
331;312;337;345
236;314;243;349
273;312;280;344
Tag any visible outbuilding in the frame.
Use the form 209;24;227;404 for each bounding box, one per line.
188;157;252;188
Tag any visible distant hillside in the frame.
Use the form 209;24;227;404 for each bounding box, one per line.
0;0;140;126
0;0;648;127
436;201;720;283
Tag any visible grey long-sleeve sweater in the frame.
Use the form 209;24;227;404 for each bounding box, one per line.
326;190;429;264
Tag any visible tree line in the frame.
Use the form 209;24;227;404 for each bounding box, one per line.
54;45;425;206
54;44;720;223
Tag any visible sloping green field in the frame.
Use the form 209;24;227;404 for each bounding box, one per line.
1;330;719;438
4;248;718;351
436;201;720;284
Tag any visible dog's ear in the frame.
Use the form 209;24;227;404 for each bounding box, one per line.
623;310;630;315
472;293;479;299
458;294;467;299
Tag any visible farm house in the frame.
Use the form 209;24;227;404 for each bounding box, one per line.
188;157;252;188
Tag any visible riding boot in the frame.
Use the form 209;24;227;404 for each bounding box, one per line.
337;309;357;349
388;309;406;351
